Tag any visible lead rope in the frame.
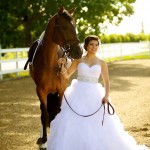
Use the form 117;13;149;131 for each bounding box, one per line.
102;102;116;125
63;94;104;118
63;91;115;125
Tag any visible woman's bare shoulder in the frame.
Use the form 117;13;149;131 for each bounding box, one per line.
97;57;107;66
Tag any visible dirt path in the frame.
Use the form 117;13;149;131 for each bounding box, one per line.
0;59;150;150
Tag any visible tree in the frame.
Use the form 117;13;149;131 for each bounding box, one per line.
0;0;135;48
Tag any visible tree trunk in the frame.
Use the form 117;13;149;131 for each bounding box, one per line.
23;15;32;47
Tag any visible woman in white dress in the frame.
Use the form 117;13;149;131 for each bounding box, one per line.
47;35;149;150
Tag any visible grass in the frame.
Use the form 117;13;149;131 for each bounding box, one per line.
1;52;28;60
2;71;29;80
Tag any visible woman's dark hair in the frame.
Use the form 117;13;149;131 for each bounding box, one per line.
84;35;101;51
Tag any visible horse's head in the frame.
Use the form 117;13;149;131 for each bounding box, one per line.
53;6;83;59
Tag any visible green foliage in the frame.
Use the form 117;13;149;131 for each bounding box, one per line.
0;0;136;48
101;33;150;43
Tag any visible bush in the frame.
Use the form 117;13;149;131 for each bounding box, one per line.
100;33;150;43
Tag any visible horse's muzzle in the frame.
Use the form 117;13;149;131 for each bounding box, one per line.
70;44;83;59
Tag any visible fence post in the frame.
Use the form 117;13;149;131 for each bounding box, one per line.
108;44;111;62
100;46;104;60
16;51;19;77
120;43;122;61
149;42;150;58
131;43;134;58
0;44;2;80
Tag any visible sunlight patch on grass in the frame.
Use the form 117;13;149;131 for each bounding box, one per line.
2;71;29;80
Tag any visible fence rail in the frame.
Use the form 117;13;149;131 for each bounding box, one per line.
0;42;150;80
99;42;150;60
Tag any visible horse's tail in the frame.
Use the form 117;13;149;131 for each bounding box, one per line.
24;58;29;70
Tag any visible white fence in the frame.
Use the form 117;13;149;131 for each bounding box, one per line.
0;48;29;79
0;42;150;80
99;42;150;61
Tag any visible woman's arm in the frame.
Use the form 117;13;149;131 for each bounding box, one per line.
101;60;110;103
58;58;80;79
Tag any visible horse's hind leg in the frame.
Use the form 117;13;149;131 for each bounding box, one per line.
36;87;48;149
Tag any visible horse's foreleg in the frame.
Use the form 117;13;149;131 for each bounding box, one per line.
40;103;48;142
36;88;48;149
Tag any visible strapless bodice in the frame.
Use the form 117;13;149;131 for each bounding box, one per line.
77;62;101;81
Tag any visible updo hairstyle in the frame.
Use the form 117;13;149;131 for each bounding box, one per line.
83;35;101;51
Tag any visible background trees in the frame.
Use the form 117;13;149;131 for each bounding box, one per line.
101;33;150;43
0;0;136;48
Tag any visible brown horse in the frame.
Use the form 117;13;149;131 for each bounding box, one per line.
24;6;83;149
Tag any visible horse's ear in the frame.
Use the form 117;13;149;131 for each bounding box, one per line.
58;5;64;14
68;6;77;15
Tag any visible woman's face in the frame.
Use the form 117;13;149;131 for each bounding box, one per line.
86;40;99;54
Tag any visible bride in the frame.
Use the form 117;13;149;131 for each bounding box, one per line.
47;35;149;150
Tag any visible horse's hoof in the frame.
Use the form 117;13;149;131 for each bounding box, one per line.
37;138;43;145
40;142;47;149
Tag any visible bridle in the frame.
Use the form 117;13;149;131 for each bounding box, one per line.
53;14;80;59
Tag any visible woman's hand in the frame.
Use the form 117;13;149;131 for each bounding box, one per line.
102;96;109;104
57;58;66;66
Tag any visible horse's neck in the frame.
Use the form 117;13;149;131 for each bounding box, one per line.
41;19;59;66
43;17;56;51
41;42;58;67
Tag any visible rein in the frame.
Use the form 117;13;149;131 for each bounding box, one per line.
58;65;115;126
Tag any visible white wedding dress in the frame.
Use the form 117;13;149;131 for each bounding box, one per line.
47;62;149;150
